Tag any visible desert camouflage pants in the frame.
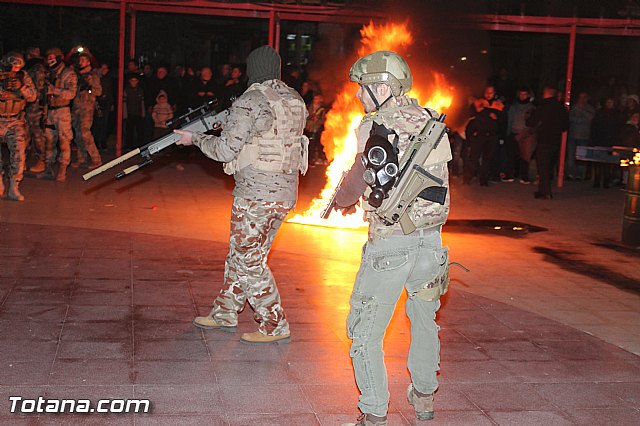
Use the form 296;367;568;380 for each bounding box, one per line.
44;107;72;167
211;197;294;336
25;104;45;163
72;104;101;164
0;117;28;182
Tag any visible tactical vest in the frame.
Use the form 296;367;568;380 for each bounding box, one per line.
0;97;25;116
48;66;74;108
223;83;308;175
360;99;451;238
0;78;26;116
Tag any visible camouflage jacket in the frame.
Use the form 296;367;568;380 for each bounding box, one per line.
192;79;304;203
74;68;102;108
356;95;451;238
26;62;47;106
48;65;77;108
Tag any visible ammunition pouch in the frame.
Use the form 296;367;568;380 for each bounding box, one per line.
0;98;26;116
224;135;309;175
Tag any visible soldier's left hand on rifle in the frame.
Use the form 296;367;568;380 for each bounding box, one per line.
174;130;194;146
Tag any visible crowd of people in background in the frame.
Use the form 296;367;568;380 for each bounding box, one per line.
2;43;639;203
0;45;328;202
121;59;327;154
453;69;640;199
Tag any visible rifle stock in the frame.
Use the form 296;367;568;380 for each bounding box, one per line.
83;101;228;181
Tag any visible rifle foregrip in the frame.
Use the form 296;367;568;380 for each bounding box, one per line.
82;148;141;181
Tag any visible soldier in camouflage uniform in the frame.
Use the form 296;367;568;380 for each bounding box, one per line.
175;46;308;344
0;51;37;201
40;48;76;182
71;52;102;169
333;51;452;426
24;47;48;173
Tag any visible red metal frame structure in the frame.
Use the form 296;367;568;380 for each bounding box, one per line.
3;2;638;167
2;0;386;155
464;14;640;188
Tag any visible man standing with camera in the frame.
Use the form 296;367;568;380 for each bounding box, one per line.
0;51;36;201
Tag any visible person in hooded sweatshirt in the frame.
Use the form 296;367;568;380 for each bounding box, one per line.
151;90;173;139
174;45;308;344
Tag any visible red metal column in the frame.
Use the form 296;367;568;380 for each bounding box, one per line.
129;9;136;60
275;13;281;53
116;0;126;156
557;24;577;189
268;9;275;48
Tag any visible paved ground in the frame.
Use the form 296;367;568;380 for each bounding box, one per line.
0;148;639;425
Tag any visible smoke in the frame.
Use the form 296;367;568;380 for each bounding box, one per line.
305;1;491;131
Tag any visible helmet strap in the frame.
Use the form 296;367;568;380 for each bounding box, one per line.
363;85;393;111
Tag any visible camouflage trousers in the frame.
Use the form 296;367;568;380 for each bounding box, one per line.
0;117;28;182
211;197;294;336
44;107;72;167
72;104;101;164
347;227;446;417
25;104;45;163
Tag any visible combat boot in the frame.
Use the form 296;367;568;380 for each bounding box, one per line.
56;165;67;182
37;164;55;181
342;414;388;426
240;330;290;344
70;156;86;169
6;179;24;201
29;160;45;173
407;384;434;420
192;313;237;332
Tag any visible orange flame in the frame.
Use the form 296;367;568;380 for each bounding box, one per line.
288;21;454;229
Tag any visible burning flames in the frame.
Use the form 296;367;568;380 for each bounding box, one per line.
287;21;454;229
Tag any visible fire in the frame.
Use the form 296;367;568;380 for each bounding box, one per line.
288;21;454;229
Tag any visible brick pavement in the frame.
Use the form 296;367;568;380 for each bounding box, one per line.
0;150;639;425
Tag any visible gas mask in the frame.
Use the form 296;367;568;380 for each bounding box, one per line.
362;123;399;208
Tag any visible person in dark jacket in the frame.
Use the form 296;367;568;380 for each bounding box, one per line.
590;97;625;188
463;85;504;186
526;87;569;199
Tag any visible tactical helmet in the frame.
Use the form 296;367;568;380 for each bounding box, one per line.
46;48;64;61
349;50;412;97
45;48;64;69
2;51;25;69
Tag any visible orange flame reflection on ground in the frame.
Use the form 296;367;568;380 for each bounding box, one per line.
287;21;454;229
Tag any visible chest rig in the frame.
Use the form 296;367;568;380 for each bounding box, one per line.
224;83;308;175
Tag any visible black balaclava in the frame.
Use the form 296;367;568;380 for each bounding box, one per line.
246;46;281;86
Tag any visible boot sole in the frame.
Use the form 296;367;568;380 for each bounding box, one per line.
191;320;237;332
239;336;291;345
417;411;434;420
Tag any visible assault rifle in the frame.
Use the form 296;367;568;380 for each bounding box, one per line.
83;100;228;181
376;114;449;234
320;171;348;219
